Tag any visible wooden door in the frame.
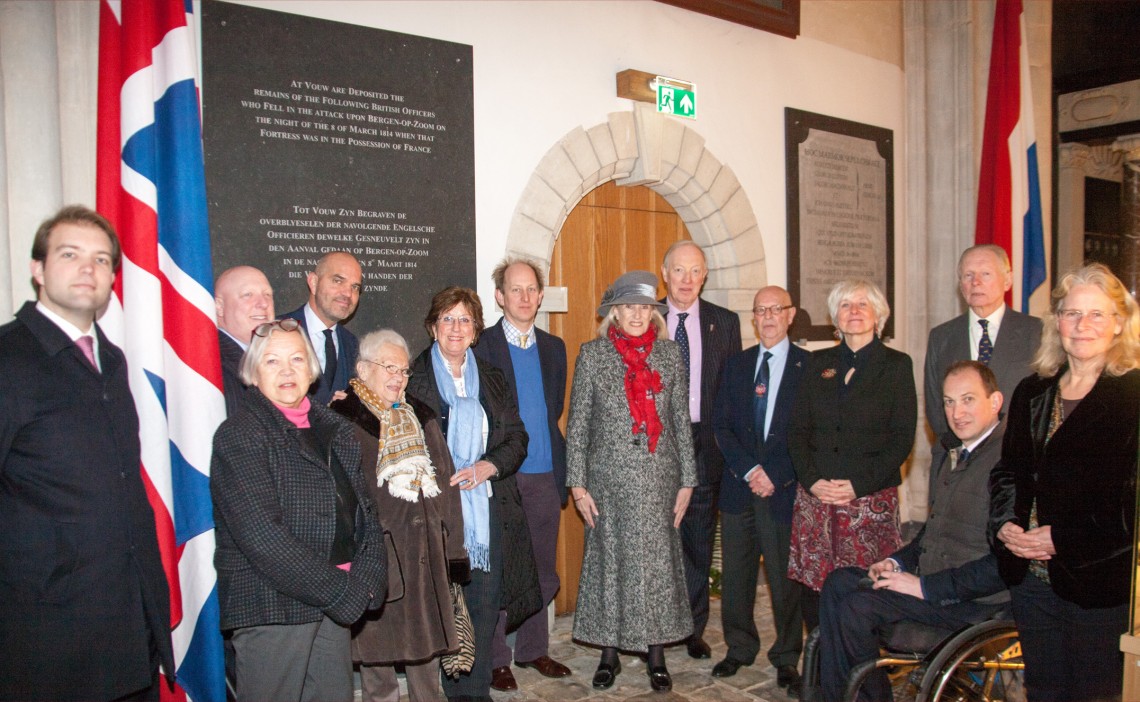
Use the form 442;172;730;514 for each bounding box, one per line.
549;181;691;614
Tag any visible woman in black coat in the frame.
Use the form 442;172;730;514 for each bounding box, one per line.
787;279;917;629
990;263;1140;701
405;286;541;702
211;319;386;702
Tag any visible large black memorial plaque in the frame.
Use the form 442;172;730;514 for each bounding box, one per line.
203;1;474;352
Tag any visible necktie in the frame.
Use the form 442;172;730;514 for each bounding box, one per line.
753;351;772;442
675;312;691;375
323;329;338;388
76;335;98;372
951;446;970;471
977;319;993;364
519;333;529;349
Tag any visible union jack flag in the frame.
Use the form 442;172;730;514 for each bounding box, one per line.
96;1;226;700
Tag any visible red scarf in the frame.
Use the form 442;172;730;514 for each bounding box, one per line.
608;324;663;452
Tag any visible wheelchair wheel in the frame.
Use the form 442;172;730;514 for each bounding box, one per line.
916;620;1024;702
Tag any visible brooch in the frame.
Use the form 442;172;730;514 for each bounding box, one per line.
821;368;837;379
755;383;767;398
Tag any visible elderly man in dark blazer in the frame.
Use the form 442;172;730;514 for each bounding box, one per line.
660;240;742;659
712;286;809;696
282;251;362;405
475;257;572;691
924;245;1040;476
0;206;174;701
215;265;274;415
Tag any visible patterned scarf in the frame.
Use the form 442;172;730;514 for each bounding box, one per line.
349;378;440;503
430;343;491;572
608;324;663;452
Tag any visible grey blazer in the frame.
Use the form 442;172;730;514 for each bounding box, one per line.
924;308;1041;439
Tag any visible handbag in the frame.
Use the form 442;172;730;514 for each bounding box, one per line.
440;581;475;678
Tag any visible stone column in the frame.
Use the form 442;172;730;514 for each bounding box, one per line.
1113;136;1140;298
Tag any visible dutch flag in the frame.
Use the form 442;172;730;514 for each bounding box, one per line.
975;0;1047;312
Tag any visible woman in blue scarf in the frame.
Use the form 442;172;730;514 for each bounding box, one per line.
406;286;540;702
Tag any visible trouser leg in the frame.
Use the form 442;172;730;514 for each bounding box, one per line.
719;508;761;664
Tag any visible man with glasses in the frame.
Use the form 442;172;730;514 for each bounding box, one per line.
711;286;808;695
282;251;363;404
474;257;571;691
924;245;1040;482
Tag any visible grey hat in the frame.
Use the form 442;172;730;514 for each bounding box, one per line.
597;270;667;317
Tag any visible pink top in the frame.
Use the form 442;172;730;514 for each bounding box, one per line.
276;397;312;428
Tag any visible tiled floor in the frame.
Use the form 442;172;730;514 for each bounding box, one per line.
490;581;798;702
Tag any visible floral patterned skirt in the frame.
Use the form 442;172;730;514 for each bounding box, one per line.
787;483;901;591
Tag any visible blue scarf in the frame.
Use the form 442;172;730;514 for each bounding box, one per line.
431;343;491;571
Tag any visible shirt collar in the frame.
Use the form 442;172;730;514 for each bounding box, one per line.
36;301;91;340
760;336;791;360
968;303;1007;327
303;302;336;332
221;328;250;351
502;317;535;349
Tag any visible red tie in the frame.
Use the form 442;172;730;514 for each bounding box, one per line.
76;335;98;372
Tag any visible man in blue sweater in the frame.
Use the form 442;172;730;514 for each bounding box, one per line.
474;257;571;691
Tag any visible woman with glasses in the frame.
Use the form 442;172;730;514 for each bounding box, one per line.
787;279;917;631
990;263;1140;701
566;270;697;693
330;328;468;702
405;287;540;702
211;318;386;702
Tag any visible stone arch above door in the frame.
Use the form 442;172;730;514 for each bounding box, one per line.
504;103;767;318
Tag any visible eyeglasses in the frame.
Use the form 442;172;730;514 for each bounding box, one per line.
362;359;413;378
1057;309;1116;327
753;305;793;317
439;315;475;327
252;318;301;336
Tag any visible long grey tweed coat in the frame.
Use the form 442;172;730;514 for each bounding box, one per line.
566;336;698;650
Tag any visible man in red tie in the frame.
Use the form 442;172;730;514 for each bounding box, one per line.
0;206;174;701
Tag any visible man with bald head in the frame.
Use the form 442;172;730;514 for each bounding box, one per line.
281;251;363;405
711;286;808;694
215;265;274;415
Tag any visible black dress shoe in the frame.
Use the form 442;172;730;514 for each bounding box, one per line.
786;678;804;699
648;665;672;692
592;661;621;690
712;657;747;678
777;664;802;689
686;636;712;659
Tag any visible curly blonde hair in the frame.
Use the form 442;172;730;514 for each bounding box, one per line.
1031;263;1140;377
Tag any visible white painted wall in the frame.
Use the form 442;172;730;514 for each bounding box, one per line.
225;1;905;329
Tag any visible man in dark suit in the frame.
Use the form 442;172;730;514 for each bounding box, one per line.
924;245;1040;472
281;251;362;405
660;240;742;658
215;265;274;415
0;206;174;701
475;257;572;691
711;286;808;695
818;361;1009;702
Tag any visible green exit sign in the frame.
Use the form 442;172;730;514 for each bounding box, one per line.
656;77;696;119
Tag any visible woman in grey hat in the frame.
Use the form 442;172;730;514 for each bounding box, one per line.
566;270;699;693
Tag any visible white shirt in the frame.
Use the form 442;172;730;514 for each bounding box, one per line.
967;304;1007;361
303;303;338;368
666;299;702;423
221;328;249;351
744;336;791;481
37;302;101;372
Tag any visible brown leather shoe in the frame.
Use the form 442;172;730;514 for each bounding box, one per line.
515;655;572;678
490;665;518;691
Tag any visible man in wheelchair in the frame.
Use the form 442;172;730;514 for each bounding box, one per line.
817;361;1011;702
